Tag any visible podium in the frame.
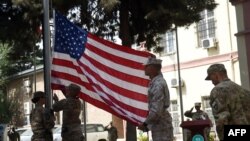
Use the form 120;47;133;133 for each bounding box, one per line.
180;120;212;141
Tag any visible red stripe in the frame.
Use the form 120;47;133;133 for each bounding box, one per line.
83;53;149;86
52;83;142;125
51;68;148;115
52;58;84;75
52;53;148;112
86;43;145;70
53;55;148;101
78;60;148;102
88;33;153;58
52;75;147;122
76;64;148;117
78;91;142;125
53;57;148;100
51;70;94;92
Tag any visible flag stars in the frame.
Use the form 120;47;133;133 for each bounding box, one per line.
54;12;87;60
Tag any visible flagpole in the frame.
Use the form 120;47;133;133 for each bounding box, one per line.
175;26;185;141
42;0;52;108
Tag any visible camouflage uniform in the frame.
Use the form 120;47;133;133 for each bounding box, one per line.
184;109;211;141
53;97;83;141
209;78;250;140
105;126;118;141
7;128;20;141
144;73;174;141
184;110;210;121
30;104;55;141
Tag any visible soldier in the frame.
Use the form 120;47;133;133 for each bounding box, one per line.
53;83;84;141
104;122;118;141
184;102;211;141
7;127;20;141
138;57;174;141
30;91;55;141
205;63;250;141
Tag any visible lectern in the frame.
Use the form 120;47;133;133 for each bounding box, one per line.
180;120;212;141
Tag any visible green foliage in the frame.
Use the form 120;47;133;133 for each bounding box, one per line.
0;44;13;83
0;91;18;124
52;0;217;51
0;0;43;73
209;132;216;141
1;0;218;65
137;131;149;141
0;44;19;124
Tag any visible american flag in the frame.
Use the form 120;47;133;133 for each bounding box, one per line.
51;12;153;125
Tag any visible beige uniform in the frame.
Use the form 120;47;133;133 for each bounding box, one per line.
209;78;250;140
184;110;211;141
30;105;55;141
144;73;174;141
53;97;84;141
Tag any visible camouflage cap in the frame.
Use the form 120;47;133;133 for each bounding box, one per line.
144;57;162;66
66;83;81;92
205;64;227;80
194;102;201;107
32;91;45;100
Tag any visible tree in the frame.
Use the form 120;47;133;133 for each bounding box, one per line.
0;44;20;125
0;0;43;74
51;0;217;50
2;0;218;140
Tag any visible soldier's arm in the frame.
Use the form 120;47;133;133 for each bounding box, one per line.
184;107;194;118
52;99;67;112
43;108;55;130
144;84;165;124
210;88;230;139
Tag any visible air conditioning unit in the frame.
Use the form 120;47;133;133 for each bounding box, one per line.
170;78;184;88
201;38;216;49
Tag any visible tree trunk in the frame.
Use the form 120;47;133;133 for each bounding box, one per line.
119;1;136;141
119;0;132;46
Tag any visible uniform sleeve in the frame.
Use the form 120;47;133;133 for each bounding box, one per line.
30;108;44;129
145;83;165;124
52;99;67;112
43;108;55;130
209;87;230;139
184;110;194;118
204;112;210;120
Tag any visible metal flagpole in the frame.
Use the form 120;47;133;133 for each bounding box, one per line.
42;0;52;108
83;101;87;141
175;26;185;141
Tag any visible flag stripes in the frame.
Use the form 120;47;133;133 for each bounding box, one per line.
51;12;153;125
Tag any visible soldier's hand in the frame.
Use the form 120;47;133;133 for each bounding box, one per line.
53;94;59;102
190;107;194;111
138;124;148;132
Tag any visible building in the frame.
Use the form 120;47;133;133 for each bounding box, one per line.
6;0;240;141
155;1;239;140
6;65;112;127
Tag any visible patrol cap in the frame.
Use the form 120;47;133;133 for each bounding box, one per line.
144;57;162;66
194;102;201;107
66;83;81;92
32;91;45;99
205;64;227;80
31;91;45;103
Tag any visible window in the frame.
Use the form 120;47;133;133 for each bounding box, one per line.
197;10;216;46
161;31;176;55
169;100;180;134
